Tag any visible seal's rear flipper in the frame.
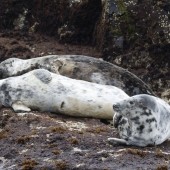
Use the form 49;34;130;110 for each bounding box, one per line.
108;137;128;146
12;102;31;112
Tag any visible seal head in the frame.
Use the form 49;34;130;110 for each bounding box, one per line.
108;94;170;146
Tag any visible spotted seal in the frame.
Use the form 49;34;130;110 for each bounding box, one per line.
0;69;129;119
108;94;170;146
0;55;154;96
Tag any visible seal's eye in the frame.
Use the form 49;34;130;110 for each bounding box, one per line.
129;101;134;105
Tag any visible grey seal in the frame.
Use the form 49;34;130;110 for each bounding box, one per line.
108;94;170;146
0;55;154;96
0;69;129;119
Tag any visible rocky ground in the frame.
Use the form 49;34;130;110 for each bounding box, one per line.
0;31;169;170
0;0;170;169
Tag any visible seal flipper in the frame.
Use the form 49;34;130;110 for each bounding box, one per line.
12;102;31;112
108;137;128;146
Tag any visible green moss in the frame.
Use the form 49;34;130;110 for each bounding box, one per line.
117;0;127;14
111;0;136;38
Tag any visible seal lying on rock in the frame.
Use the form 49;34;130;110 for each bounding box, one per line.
0;55;153;96
0;69;129;119
108;94;170;146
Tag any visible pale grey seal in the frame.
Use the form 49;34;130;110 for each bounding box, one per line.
0;55;154;96
0;69;129;119
108;94;170;146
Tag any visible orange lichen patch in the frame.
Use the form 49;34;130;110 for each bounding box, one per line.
21;159;38;170
17;135;31;144
55;160;68;170
50;126;67;134
126;148;147;157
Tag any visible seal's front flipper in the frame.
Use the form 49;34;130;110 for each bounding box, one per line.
108;137;128;146
12;102;31;112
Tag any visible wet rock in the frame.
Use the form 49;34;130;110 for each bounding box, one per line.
0;0;102;44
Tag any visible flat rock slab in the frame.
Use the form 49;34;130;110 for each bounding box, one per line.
0;108;170;170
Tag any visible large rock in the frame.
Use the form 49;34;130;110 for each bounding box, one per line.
0;0;102;44
95;0;170;96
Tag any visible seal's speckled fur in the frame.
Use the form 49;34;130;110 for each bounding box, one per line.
0;55;154;96
0;69;129;119
108;94;170;146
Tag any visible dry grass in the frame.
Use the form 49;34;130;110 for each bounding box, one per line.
156;164;168;170
52;149;62;155
21;159;38;170
55;160;68;170
17;135;31;144
0;130;8;140
126;148;147;157
50;126;66;134
86;126;108;134
68;137;79;145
